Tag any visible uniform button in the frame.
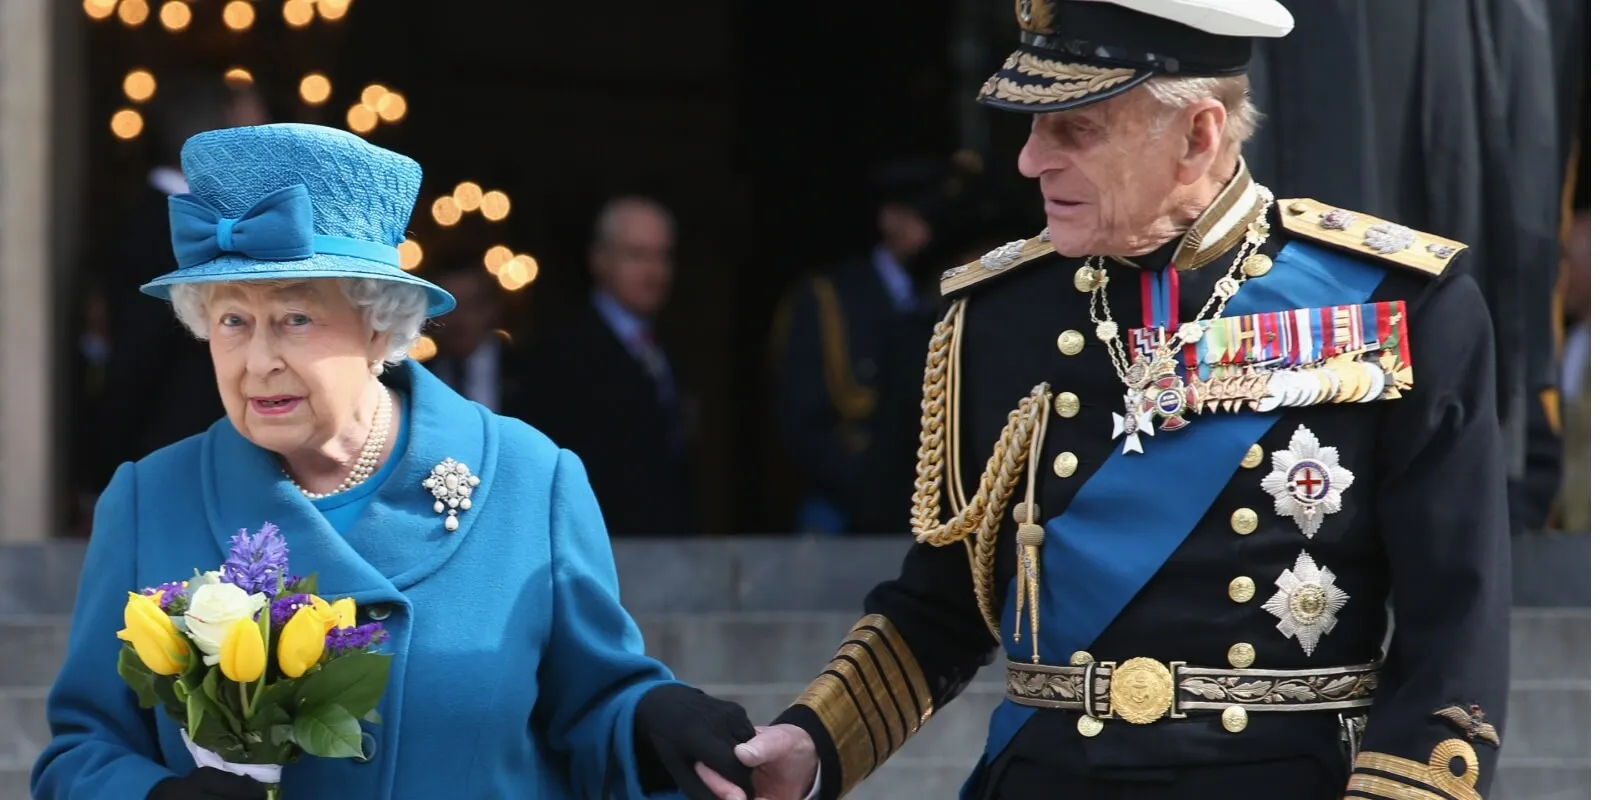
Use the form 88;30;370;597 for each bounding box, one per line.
1227;643;1256;668
366;604;392;621
1054;392;1081;418
1228;577;1256;603
1242;254;1274;278
1221;705;1249;733
1073;266;1101;293
1287;201;1310;216
1077;715;1104;737
1053;452;1079;478
1240;444;1265;470
1231;508;1259;535
1056;330;1085;356
1069;650;1094;666
1013;503;1041;524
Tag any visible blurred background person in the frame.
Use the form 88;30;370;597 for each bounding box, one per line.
523;195;694;536
417;254;534;419
769;153;1012;535
1558;207;1590;531
86;72;268;502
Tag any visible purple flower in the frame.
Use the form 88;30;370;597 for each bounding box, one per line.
326;623;389;656
141;582;187;612
269;593;312;629
222;522;290;595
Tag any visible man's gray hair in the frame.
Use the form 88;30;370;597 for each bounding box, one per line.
593;195;676;246
168;278;429;363
1142;74;1260;148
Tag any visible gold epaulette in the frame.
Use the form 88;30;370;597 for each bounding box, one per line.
1278;198;1467;279
795;614;934;796
939;231;1057;297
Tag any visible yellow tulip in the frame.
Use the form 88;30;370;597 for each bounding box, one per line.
116;592;190;676
278;599;339;678
219;617;266;683
331;597;357;630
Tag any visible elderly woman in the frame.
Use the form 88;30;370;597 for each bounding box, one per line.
31;124;754;800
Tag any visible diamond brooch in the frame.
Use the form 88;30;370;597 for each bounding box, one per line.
423;458;479;532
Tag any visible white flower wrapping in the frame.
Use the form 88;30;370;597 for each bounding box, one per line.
183;583;268;666
181;729;282;784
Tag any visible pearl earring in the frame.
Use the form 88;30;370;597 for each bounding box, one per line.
369;360;384;377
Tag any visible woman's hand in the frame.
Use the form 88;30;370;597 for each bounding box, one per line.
634;684;758;800
147;768;268;800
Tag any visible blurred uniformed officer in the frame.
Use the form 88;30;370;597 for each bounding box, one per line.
710;1;1512;798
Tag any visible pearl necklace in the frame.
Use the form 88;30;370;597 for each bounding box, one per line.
287;388;393;500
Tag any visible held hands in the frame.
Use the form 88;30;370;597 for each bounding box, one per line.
695;724;820;800
635;684;759;800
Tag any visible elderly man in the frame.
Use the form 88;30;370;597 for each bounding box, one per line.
707;1;1511;799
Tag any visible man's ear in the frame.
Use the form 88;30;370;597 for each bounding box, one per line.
1175;100;1226;185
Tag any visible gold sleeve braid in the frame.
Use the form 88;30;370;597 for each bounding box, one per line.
1343;740;1482;800
910;299;1052;640
795;614;934;797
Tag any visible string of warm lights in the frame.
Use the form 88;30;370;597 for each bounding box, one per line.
92;0;540;323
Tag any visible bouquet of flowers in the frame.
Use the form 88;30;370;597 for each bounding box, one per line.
114;523;392;800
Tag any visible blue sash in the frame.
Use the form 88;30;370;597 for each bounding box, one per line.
962;243;1389;797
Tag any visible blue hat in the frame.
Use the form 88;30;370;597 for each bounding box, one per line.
140;123;455;317
977;0;1293;113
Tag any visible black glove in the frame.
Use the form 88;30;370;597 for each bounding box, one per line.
634;683;757;800
147;768;269;800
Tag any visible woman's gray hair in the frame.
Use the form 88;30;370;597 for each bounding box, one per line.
1142;74;1260;148
167;277;430;364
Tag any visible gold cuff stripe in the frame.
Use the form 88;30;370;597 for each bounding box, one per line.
797;673;878;793
1353;745;1482;800
853;616;935;724
830;646;906;752
1345;774;1447;800
820;659;893;766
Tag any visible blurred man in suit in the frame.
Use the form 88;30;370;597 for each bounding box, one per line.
89;73;267;495
421;257;533;418
523;196;694;536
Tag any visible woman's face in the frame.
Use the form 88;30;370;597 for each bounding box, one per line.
205;280;385;458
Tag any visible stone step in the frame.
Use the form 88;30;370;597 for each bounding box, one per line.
4;607;1587;689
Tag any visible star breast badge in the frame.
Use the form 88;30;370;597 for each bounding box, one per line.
1261;426;1355;538
1263;551;1350;656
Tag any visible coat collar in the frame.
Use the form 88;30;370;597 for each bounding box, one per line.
200;360;498;604
1111;158;1266;272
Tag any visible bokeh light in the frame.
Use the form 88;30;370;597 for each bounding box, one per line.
480;191;511;222
222;0;255;30
111;109;145;140
118;0;151;26
398;240;424;271
123;70;157;103
346;104;378;134
299;73;332;105
159;1;191;30
453;182;484;213
431;196;463;227
483;245;513;274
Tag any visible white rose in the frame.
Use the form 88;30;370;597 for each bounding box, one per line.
184;583;267;666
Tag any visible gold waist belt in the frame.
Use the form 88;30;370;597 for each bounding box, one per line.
1006;657;1381;725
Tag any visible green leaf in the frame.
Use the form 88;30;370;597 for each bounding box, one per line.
294;653;392;718
361;709;382;725
248;680;299;719
117;646;160;709
291;704;363;759
287;574;319;595
270;724;296;747
151;675;186;724
201;670;243;736
186;686;205;740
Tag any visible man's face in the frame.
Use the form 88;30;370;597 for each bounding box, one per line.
432;269;499;358
1017;90;1186;257
593;205;675;317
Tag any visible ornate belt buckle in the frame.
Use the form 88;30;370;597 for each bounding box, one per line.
1108;657;1175;725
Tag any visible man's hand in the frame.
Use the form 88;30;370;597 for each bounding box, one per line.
695;724;820;800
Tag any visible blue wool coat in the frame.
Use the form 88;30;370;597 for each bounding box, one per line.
32;361;683;799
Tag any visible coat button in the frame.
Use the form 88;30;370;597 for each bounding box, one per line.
1069;650;1094;666
1053;452;1079;478
1054;392;1081;418
1242;255;1274;278
366;604;392;621
1077;715;1104;737
1057;330;1085;356
1222;705;1249;733
1228;577;1256;603
1231;508;1259;535
1227;643;1256;668
1240;444;1264;469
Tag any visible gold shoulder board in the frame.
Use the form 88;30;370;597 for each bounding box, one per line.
939;232;1056;297
1278;198;1466;279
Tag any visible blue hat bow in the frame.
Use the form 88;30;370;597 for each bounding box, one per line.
168;184;400;270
